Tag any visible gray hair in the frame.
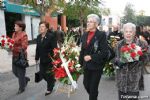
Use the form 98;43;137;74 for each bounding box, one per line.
123;22;136;32
87;14;100;25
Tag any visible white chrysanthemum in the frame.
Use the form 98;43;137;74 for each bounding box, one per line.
75;64;81;68
75;56;79;60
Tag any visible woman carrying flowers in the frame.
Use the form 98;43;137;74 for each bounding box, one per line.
115;23;148;100
12;21;30;94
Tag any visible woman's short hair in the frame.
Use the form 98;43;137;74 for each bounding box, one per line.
39;21;49;29
15;21;26;31
87;14;100;25
123;22;136;32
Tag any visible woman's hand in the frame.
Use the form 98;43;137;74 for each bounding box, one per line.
84;55;92;62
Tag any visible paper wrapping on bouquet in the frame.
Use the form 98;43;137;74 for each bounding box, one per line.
55;82;76;98
59;54;78;89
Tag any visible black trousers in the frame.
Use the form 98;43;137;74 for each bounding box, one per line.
83;69;102;100
12;62;29;91
40;63;55;91
119;91;139;100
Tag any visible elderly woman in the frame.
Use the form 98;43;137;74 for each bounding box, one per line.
115;23;147;100
79;14;108;100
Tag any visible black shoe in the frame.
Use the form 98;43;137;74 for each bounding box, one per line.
17;89;25;94
45;91;51;96
25;77;30;87
139;86;144;91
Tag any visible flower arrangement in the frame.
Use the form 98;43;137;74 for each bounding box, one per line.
120;43;143;63
51;35;82;89
103;62;115;77
103;36;118;77
0;35;14;51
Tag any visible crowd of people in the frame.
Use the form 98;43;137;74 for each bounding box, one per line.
9;13;150;100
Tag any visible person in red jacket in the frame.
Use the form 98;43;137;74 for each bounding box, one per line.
12;21;30;94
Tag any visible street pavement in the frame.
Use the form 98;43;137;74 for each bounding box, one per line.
0;44;150;100
0;44;36;73
0;65;150;100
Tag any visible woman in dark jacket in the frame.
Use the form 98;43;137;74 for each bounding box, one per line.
79;14;108;100
12;21;30;94
115;23;148;100
35;21;57;96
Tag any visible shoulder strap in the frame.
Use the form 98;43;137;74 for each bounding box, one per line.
115;40;124;59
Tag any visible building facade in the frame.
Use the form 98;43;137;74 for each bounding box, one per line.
0;0;66;41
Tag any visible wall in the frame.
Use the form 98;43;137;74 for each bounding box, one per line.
31;16;40;39
45;16;57;31
24;15;32;40
0;9;6;36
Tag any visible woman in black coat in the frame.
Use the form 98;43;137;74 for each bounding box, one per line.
79;14;108;100
35;21;57;96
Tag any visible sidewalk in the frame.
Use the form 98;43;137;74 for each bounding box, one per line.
0;44;36;73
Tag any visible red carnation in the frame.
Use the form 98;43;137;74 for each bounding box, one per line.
130;43;136;49
137;51;143;56
1;43;5;47
69;67;75;72
10;40;14;44
9;45;13;49
54;67;67;79
53;48;60;56
68;61;74;67
7;38;11;42
1;35;5;38
126;46;131;52
52;58;62;65
130;52;136;58
120;47;127;52
1;39;5;44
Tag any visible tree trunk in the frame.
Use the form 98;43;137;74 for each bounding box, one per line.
40;15;46;21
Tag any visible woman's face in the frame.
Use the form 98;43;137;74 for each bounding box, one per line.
87;18;97;31
123;27;135;42
39;23;48;34
14;24;22;32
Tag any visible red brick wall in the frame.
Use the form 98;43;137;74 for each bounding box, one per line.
45;15;67;32
61;15;67;32
45;16;58;31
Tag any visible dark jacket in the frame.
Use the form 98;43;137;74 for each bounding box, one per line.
35;32;57;65
115;38;147;92
79;29;108;70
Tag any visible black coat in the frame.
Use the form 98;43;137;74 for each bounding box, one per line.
79;29;108;70
35;32;57;66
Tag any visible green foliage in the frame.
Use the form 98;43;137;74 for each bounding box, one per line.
22;0;65;17
63;0;102;24
136;16;150;26
122;3;136;24
103;62;115;77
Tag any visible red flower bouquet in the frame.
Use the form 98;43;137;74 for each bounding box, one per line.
0;35;14;51
51;45;82;85
120;43;143;63
51;35;83;97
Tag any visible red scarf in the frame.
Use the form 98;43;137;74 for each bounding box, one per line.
86;31;95;46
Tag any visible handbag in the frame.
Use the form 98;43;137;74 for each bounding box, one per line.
107;43;115;61
14;49;29;68
35;63;42;83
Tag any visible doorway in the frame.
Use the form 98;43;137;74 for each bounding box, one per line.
4;12;22;37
